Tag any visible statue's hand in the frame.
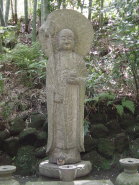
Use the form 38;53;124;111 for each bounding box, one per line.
54;94;63;103
67;72;79;85
67;77;79;85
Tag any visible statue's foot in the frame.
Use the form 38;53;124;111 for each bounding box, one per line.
49;148;81;164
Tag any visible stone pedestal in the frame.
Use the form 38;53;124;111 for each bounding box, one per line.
26;180;114;185
0;165;19;185
39;160;92;179
115;158;139;185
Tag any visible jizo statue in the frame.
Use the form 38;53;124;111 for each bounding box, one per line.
39;9;94;165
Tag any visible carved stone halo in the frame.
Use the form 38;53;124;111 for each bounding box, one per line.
39;9;94;57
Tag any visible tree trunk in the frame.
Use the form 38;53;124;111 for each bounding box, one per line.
88;0;93;20
63;0;66;8
81;0;85;14
11;0;14;22
0;34;2;53
14;0;17;24
0;0;3;12
24;0;28;32
41;0;49;25
32;0;37;42
99;0;104;29
0;6;5;26
5;0;10;25
57;0;61;9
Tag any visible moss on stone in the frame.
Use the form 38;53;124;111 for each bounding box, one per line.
98;138;115;158
14;145;37;175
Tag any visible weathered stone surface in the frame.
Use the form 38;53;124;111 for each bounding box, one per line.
89;113;107;124
19;128;37;145
129;138;139;158
84;135;97;152
15;146;36;175
10;117;26;135
39;160;92;179
120;113;136;129
82;151;111;170
26;180;113;185
0;129;10;140
97;138;115;159
116;172;139;185
39;9;93;166
106;120;121;134
0;165;19;185
115;133;129;153
35;131;47;147
127;126;139;138
90;124;109;138
4;137;19;156
0;151;12;165
35;147;46;158
28;113;46;129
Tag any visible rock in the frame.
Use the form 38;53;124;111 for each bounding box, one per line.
19;128;37;146
42;120;48;131
4;137;19;156
82;150;112;170
129;138;139;158
120;114;136;129
90;124;109;138
28;113;46;130
0;151;12;165
84;135;97;152
127;126;139;139
0;129;10;140
10;117;26;135
106;120;121;134
97;138;115;159
15;145;37;175
35;131;47;147
0;121;6;131
115;133;129;153
35;147;46;158
89;113;107;124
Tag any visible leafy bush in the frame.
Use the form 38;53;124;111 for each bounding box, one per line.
85;92;135;117
9;42;47;87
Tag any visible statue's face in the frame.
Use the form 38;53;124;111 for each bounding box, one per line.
58;29;75;51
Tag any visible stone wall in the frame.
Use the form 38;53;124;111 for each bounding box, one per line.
0;104;139;175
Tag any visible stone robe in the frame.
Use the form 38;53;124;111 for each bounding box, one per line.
46;51;87;164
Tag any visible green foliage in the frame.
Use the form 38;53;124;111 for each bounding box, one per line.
86;0;139;100
85;92;116;103
122;99;135;114
9;42;47;87
0;102;14;120
0;26;17;49
84;119;90;136
115;105;124;116
0;72;4;93
115;99;135;116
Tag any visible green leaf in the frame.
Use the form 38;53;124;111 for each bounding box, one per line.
115;105;124;116
122;100;135;114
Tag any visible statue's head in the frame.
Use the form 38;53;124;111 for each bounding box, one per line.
58;29;75;51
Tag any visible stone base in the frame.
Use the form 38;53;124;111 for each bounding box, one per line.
26;180;114;185
39;160;92;179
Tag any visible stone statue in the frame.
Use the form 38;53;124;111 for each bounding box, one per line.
46;28;87;164
39;9;94;179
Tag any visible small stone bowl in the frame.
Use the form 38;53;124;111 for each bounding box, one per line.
59;165;78;182
119;158;139;173
0;165;16;180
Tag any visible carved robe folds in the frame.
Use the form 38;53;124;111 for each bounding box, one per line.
46;51;87;164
